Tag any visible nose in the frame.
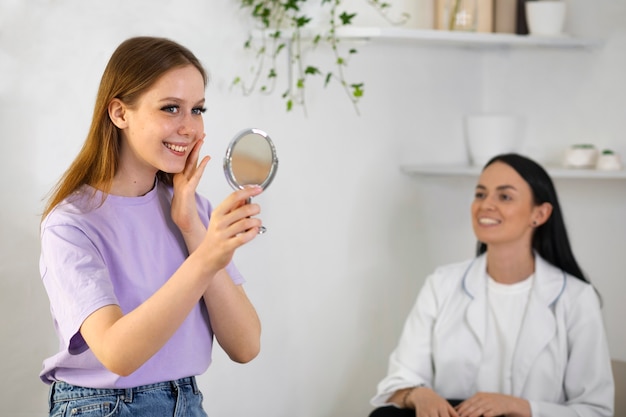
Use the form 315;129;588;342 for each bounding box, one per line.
178;114;202;138
479;195;497;210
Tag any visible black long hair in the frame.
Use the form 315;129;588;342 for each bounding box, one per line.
476;153;589;284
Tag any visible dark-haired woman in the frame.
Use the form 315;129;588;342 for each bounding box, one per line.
369;154;614;417
40;37;262;416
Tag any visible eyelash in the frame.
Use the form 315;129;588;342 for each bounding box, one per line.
161;105;206;115
474;192;513;201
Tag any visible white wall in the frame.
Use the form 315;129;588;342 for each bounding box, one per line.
0;0;624;416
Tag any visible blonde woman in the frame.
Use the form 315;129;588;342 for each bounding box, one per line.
40;37;262;417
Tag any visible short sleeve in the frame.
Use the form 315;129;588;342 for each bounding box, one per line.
40;223;119;354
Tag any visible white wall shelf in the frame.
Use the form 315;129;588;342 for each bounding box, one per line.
401;164;626;180
301;27;601;50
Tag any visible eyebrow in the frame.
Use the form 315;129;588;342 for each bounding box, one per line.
475;184;518;192
159;97;206;105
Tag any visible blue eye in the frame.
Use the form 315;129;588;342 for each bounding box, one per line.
192;107;206;115
161;105;179;114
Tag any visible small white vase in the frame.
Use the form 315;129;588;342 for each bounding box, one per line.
525;1;566;36
464;114;520;167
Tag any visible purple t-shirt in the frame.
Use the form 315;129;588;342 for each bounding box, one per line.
39;181;243;388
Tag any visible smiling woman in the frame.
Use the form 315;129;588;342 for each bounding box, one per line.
39;36;264;417
368;153;614;417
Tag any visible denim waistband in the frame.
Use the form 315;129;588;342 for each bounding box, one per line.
49;376;199;405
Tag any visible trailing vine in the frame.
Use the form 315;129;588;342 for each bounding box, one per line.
232;0;405;115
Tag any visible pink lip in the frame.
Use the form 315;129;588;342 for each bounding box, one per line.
163;142;188;156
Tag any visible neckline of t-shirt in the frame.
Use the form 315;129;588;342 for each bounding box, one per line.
82;179;159;206
487;273;534;294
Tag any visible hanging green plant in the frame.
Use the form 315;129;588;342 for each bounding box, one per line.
232;0;406;115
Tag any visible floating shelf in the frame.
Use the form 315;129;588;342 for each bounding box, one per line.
291;27;601;50
400;164;626;180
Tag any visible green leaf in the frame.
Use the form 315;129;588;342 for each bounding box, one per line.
336;57;345;65
324;73;332;87
232;76;241;85
296;78;304;89
285;0;300;12
286;99;293;111
268;68;277;78
349;48;357;54
304;66;321;75
351;83;364;98
339;12;357;25
275;43;286;56
295;15;312;28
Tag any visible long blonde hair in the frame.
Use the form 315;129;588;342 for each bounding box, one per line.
42;36;207;220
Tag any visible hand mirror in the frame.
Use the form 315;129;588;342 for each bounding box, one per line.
224;128;278;234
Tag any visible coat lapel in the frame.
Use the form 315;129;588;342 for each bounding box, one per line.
463;255;488;350
511;255;566;394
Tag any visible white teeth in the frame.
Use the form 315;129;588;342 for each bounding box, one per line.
479;218;499;225
165;143;187;153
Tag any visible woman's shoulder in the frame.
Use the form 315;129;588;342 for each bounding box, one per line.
42;187;101;228
427;257;479;290
431;257;478;278
536;257;594;296
536;257;599;309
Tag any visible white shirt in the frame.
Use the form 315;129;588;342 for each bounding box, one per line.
477;274;534;394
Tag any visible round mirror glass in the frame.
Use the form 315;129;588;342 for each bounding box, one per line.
224;128;278;190
224;128;278;234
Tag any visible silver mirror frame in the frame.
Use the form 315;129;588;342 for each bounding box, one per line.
223;128;278;191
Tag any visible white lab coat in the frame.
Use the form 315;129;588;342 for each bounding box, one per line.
371;254;614;417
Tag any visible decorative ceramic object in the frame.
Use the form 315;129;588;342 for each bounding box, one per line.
563;144;598;168
445;0;478;31
525;1;566;36
464;114;520;166
596;150;623;171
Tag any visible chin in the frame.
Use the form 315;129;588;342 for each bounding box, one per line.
160;164;185;175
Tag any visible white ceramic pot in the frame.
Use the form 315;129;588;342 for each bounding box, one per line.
525;1;566;36
596;153;623;171
563;146;598;169
464;114;520;167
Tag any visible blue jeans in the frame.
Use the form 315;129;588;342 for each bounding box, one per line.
48;376;208;417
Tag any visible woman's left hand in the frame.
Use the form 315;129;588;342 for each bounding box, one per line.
171;137;209;236
455;392;531;417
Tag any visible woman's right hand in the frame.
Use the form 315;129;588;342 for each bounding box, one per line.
195;185;263;274
406;387;460;417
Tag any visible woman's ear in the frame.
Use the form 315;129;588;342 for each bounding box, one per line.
108;98;128;129
533;202;553;227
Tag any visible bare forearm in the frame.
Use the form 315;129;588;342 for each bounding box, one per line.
83;252;214;376
203;270;261;363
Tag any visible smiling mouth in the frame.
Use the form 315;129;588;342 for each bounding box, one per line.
478;218;500;225
164;142;188;153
